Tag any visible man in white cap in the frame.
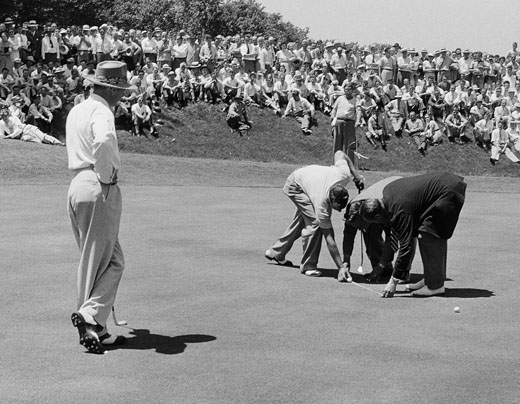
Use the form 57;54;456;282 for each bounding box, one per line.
66;61;133;354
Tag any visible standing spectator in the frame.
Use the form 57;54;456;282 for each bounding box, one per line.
0;31;14;72
41;27;59;65
330;82;358;159
199;35;218;72
172;35;187;71
141;30;157;63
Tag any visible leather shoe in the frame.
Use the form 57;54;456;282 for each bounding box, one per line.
71;312;105;354
265;249;293;267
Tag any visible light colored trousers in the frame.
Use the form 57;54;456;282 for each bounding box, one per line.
491;145;519;162
67;169;124;328
269;174;323;271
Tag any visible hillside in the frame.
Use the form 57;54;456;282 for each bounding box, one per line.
117;102;519;177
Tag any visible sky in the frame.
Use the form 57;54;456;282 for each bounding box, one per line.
258;0;520;55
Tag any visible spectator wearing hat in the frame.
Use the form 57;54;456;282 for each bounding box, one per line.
226;90;251;136
366;108;388;150
283;88;316;135
490;118;520;165
7;27;20;63
74;25;92;64
25;20;41;61
14;25;29;63
330;81;358;157
510;102;520;123
95;25;113;63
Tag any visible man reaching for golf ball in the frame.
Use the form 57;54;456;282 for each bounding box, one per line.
348;172;466;297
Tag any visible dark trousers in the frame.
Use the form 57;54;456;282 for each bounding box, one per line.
333;119;356;162
418;232;447;289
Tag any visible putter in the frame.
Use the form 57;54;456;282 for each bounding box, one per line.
112;306;127;326
357;233;364;273
349;142;366;274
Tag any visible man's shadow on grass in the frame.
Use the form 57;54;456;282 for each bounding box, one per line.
104;329;216;354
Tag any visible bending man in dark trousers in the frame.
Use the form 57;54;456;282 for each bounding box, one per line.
342;176;403;282
350;172;466;297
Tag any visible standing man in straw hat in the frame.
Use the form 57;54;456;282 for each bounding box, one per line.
66;61;133;354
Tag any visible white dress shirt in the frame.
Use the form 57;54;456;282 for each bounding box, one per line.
66;93;120;184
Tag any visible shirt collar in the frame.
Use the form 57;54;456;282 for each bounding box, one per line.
89;92;110;109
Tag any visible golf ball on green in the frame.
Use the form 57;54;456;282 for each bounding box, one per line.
454;307;460;313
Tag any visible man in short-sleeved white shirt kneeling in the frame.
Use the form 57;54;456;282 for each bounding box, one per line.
265;151;364;281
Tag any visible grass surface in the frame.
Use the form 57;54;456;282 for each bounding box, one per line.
1;143;520;403
113;102;520;177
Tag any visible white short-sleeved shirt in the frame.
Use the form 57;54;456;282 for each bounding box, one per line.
293;159;352;228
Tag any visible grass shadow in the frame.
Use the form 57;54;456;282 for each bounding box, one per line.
442;288;494;298
104;329;216;354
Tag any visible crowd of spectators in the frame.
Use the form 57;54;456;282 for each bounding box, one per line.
1;17;520;164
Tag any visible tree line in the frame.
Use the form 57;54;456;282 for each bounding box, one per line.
3;0;309;43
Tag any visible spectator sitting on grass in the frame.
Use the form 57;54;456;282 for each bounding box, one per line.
445;104;468;144
27;95;53;133
473;110;493;150
131;96;157;137
403;111;426;155
490;118;520;165
0;107;64;145
424;113;444;146
283;88;316;136
226;91;251;136
366;108;386;150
